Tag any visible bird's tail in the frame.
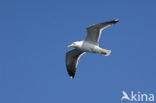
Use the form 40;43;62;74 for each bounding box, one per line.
100;49;111;56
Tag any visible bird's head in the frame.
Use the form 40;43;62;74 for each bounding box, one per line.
67;41;82;48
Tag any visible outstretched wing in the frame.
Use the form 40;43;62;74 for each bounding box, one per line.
84;19;119;45
66;49;85;78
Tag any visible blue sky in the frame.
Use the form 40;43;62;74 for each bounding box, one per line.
0;0;156;103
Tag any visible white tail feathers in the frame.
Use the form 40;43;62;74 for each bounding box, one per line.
100;49;111;56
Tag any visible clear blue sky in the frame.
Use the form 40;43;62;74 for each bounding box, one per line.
0;0;156;103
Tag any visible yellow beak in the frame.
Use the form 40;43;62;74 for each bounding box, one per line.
67;44;73;48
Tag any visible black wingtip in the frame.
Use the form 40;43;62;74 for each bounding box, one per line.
69;74;75;79
67;69;75;79
105;19;119;25
113;19;119;23
70;76;74;79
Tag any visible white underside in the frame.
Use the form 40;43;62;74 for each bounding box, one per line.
76;41;111;56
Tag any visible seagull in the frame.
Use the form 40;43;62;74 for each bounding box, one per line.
66;19;119;79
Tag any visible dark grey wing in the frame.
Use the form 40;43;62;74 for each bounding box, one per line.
84;19;119;45
66;49;85;78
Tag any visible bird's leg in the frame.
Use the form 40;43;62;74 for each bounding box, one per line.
100;49;111;56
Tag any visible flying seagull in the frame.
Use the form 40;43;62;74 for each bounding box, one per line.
66;19;119;78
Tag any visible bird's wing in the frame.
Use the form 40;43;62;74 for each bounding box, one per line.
66;49;85;78
84;19;119;45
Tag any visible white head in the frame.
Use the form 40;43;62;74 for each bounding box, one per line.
67;41;83;48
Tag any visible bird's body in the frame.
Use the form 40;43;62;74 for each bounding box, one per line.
74;41;97;53
66;19;119;78
73;41;109;54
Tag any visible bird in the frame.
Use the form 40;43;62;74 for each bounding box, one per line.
66;19;119;79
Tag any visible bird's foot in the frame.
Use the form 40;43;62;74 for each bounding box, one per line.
100;49;111;56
